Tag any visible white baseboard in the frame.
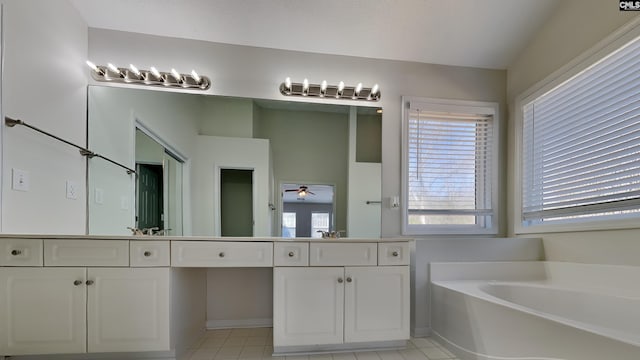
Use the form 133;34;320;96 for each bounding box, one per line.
411;327;431;338
206;318;273;329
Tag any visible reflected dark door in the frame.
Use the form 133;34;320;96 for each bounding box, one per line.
220;169;253;236
137;164;164;230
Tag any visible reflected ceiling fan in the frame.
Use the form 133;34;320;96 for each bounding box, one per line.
284;185;315;198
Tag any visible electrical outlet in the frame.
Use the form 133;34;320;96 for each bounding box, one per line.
66;180;78;200
12;169;30;192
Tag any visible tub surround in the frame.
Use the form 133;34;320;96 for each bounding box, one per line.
430;261;640;360
0;236;411;359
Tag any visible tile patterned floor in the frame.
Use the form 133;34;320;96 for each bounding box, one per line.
182;328;460;360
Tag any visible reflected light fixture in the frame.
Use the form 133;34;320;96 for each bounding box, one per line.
86;61;211;90
280;78;380;101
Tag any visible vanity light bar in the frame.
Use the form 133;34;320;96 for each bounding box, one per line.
280;78;381;101
86;61;211;90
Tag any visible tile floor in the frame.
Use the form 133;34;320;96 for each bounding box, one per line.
182;328;460;360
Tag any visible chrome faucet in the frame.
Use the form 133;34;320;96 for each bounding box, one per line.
317;230;344;239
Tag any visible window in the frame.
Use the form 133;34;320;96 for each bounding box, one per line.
282;212;296;238
521;34;640;228
402;98;498;235
311;212;330;238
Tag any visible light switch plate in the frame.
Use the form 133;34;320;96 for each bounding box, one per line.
12;168;29;191
66;180;78;200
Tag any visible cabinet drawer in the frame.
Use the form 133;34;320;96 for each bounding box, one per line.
378;242;410;265
130;241;170;267
310;243;377;266
0;239;43;266
44;240;129;266
171;241;273;267
274;242;309;266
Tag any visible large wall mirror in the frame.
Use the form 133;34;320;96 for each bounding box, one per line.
87;86;382;237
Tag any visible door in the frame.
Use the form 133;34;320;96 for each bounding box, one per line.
86;268;170;353
137;164;164;230
273;267;344;347
0;267;86;355
220;169;253;236
344;266;410;343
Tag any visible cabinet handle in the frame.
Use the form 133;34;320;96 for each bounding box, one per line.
288;251;295;257
337;278;344;283
86;280;94;286
144;251;152;257
218;252;225;258
73;280;83;286
10;249;22;256
392;251;399;257
346;277;352;283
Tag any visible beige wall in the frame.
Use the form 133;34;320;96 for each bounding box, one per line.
507;1;640;266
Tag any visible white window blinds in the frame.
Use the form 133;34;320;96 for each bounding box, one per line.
405;102;495;233
522;34;640;225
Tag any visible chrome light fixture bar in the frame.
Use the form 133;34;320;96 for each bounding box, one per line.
280;78;380;101
86;61;211;90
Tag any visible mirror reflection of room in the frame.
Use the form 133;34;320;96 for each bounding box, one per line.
281;184;335;238
87;86;382;237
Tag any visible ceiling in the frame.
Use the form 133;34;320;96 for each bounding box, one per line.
69;0;559;70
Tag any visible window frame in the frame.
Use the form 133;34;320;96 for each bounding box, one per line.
401;97;500;235
514;17;640;234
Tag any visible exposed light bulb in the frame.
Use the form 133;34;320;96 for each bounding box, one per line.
284;77;292;90
376;108;383;114
170;68;181;82
107;63;120;74
150;66;161;79
320;80;328;96
302;78;309;95
299;190;307;197
129;64;141;77
354;82;363;97
86;60;99;72
371;83;379;95
337;81;345;97
191;70;201;83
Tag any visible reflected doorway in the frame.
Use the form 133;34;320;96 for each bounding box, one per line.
220;169;254;237
135;128;185;235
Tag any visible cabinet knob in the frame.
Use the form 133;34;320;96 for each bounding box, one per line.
10;249;22;256
73;280;83;286
392;251;399;257
218;252;225;258
288;251;295;257
86;280;94;286
346;277;353;283
143;251;152;257
337;278;344;283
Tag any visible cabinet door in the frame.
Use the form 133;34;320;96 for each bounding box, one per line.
87;268;170;353
0;267;86;355
274;267;344;347
344;266;410;343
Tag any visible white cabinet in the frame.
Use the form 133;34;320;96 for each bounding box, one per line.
0;267;86;355
274;266;409;347
344;266;410;343
0;267;169;356
274;267;344;346
87;268;170;352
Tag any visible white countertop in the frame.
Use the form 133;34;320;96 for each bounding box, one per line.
0;234;412;243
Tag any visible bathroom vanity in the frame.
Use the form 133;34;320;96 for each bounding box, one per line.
0;236;410;359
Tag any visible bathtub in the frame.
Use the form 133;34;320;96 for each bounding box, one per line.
429;261;640;360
